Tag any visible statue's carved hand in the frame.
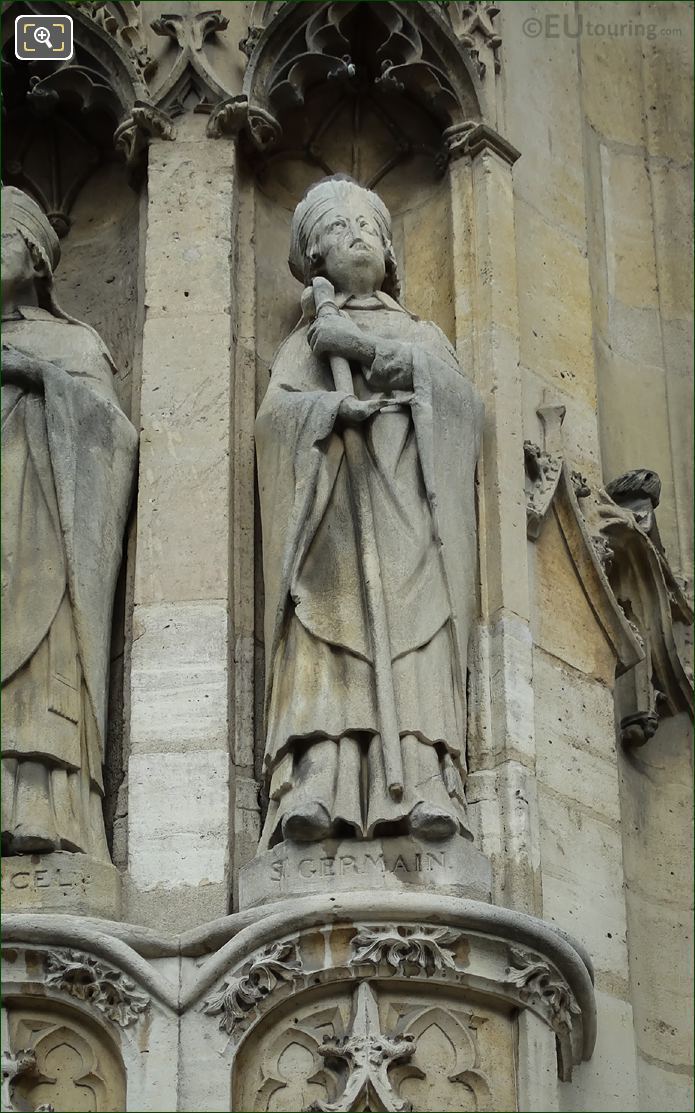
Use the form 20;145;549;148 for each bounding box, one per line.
337;395;383;426
366;339;414;391
308;315;375;364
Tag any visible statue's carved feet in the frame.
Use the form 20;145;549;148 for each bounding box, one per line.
281;802;333;842
407;803;458;840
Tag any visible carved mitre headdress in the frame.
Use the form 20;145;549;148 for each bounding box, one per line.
289;175;400;299
2;185;60;275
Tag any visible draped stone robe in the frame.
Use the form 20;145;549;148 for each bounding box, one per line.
256;293;483;847
2;307;138;857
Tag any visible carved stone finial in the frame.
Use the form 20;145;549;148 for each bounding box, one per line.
437;1;503;74
75;0;157;83
524;441;563;539
306;982;416;1113
151;10;229;52
239;25;263;59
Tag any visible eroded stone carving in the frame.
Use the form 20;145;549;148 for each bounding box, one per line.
113;99;177;167
506;947;580;1033
524;441;563;540
1;188;138;862
1;1047;54;1112
593;469;694;747
75;0;157;83
45;950;150;1027
307;982;416;1113
203;941;302;1035
150;8;231;116
350;925;462;976
254;176;483;856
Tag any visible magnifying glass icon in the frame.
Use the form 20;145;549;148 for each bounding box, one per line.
34;26;53;49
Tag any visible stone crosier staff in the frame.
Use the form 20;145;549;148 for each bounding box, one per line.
309;274;404;800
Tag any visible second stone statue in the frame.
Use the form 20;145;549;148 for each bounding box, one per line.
1;187;138;886
254;176;485;876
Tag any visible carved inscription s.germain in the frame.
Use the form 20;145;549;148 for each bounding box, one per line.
270;848;451;883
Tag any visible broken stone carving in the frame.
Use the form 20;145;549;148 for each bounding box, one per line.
1;1046;55;1113
593;469;694;747
1;186;138;860
254;176;483;854
523;402;693;751
44;950;150;1028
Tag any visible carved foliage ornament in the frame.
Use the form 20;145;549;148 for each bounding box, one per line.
349;924;462;977
150;9;230;116
44;950;150;1028
203;940;302;1035
506;947;580;1033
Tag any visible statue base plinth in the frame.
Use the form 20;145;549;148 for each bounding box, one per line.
238;834;492;909
1;851;121;918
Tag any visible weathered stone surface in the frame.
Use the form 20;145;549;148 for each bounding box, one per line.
1;852;121;919
560;990;639;1113
127;750;229;891
238;835;493;909
129;601;228;755
1;186;138;869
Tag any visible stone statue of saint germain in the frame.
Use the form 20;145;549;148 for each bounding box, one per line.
256;176;483;850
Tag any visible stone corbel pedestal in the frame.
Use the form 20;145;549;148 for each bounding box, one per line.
2;894;595;1112
191;893;595;1112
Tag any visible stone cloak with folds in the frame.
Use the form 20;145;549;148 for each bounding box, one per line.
2;308;138;854
255;296;483;843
